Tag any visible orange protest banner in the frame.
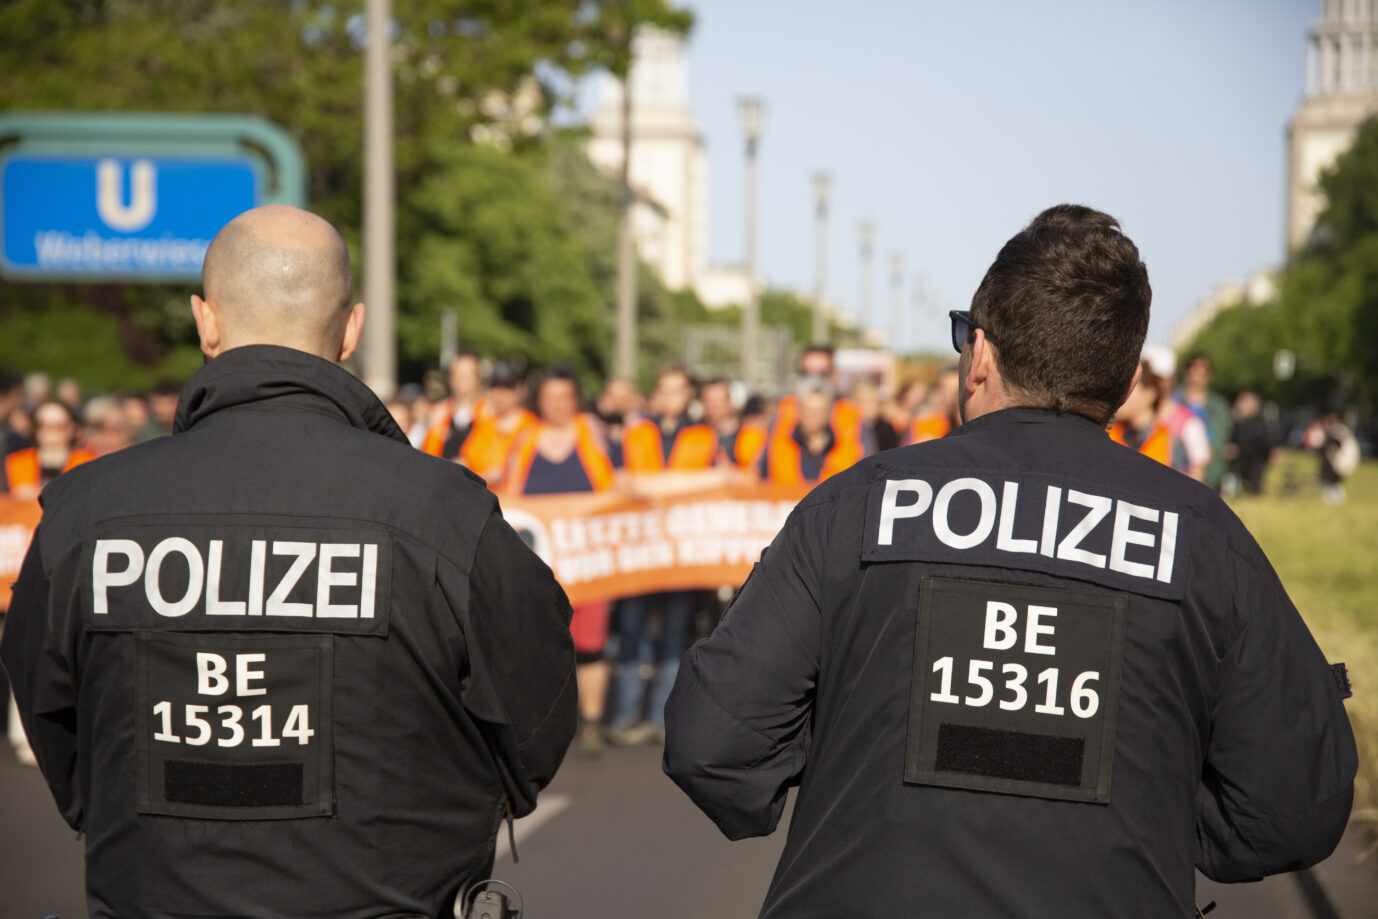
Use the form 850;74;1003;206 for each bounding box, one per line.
501;472;811;606
0;496;42;611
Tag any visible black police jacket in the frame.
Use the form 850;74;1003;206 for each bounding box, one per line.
1;345;577;919
664;407;1356;919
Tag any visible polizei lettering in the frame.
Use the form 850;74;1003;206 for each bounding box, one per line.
84;527;392;633
864;472;1189;600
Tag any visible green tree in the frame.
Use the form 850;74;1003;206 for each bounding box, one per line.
0;0;692;389
1187;117;1378;409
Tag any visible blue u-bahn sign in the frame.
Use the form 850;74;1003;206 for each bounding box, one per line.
0;113;306;282
2;156;258;279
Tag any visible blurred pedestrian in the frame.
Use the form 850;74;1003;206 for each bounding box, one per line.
460;358;535;486
82;395;132;457
907;367;960;444
1226;392;1273;496
134;380;183;443
0;367;29;457
701;377;767;469
507;365;617;753
772;344;866;459
610;366;716;745
850;378;900;454
1178;353;1232;491
1306;413;1359;504
1143;346;1210;481
760;378;863;485
1108;359;1175;466
422;350;486;460
1;400;95;498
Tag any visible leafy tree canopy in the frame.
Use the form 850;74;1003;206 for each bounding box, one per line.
1186;117;1378;410
0;0;692;389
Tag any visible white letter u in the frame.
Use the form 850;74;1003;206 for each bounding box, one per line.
96;159;157;232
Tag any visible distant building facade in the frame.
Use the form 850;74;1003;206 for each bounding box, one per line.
586;28;761;310
1287;0;1378;251
1170;271;1278;353
587;28;708;295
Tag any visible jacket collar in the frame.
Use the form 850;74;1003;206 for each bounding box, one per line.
173;344;408;445
952;405;1109;436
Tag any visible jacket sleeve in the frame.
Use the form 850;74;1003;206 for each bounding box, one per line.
1194;542;1357;881
662;499;827;840
0;524;84;831
455;508;577;818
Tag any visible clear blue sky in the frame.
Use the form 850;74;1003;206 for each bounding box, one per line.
637;0;1317;355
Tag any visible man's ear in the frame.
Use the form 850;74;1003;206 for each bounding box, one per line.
1116;363;1144;412
191;294;221;359
966;331;994;393
337;302;366;362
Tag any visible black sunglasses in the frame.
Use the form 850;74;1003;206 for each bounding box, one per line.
949;310;999;354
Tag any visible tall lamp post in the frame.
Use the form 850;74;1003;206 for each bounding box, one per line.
889;252;904;355
614;71;637;384
362;0;396;398
738;96;765;388
811;172;831;344
858;219;876;340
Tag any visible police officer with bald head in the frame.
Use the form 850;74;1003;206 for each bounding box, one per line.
2;205;577;918
663;204;1356;918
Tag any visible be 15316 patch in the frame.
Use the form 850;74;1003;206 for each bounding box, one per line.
904;577;1127;803
136;631;333;820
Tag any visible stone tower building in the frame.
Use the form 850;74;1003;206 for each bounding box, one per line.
1287;0;1378;250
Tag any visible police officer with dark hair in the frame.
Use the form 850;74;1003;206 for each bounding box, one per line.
663;204;1356;918
1;204;577;918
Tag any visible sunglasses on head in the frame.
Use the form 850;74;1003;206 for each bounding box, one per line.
949;310;999;354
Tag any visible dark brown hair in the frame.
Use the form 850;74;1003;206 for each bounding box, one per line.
970;204;1151;424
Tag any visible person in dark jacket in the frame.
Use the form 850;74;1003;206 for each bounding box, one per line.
0;204;577;919
663;204;1356;919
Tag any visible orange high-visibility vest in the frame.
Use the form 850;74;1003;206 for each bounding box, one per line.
4;447;96;493
763;428;863;486
460;408;537;483
622;418;718;471
421;396;490;458
908;412;952;444
773;394;864;446
728;423;768;469
1108;421;1173;466
506;414;615;496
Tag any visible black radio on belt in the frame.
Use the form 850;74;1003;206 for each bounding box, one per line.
462;879;522;919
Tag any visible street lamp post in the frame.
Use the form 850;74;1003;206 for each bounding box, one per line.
614;72;637;384
362;0;396;399
889;252;903;355
811;172;831;344
738;96;765;388
858;219;876;341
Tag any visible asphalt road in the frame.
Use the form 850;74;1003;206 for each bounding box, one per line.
2;737;1375;919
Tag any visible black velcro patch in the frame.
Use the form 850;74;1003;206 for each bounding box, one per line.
1331;662;1352;700
934;724;1084;787
165;760;304;808
904;577;1127;804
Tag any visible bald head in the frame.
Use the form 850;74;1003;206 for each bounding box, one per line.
194;205;361;361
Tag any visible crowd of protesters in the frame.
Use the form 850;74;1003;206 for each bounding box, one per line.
0;339;1363;754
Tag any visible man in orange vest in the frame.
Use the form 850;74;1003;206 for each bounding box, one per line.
421;351;487;460
609;366;716;745
460;358;535;487
761;380;863;485
908;368;961;444
1108;359;1175;466
1;400;96;499
771;344;865;458
701;378;767;469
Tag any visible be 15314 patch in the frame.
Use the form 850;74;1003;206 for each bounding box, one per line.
135;631;333;820
904;577;1127;803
